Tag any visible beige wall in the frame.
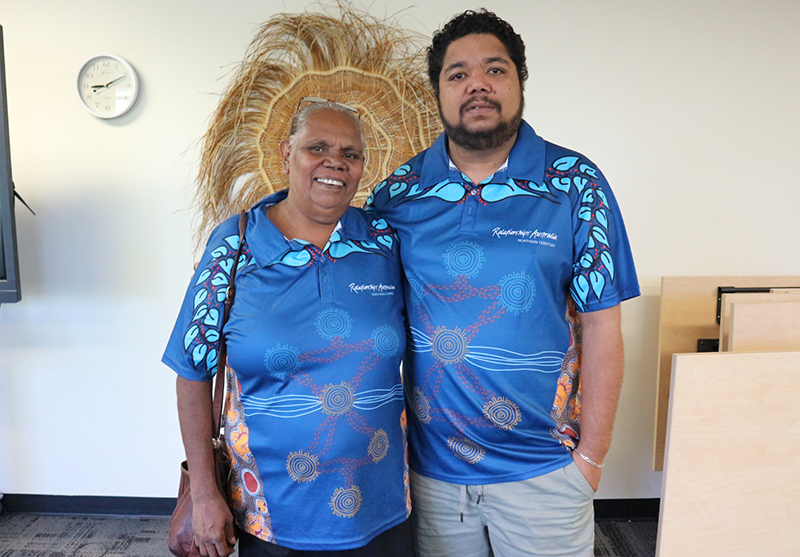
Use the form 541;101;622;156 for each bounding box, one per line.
0;0;798;498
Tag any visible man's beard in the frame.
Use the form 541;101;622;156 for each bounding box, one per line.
441;96;524;152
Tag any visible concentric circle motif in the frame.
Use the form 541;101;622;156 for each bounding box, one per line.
497;272;536;315
315;308;353;340
329;486;362;518
240;467;262;495
405;272;425;306
482;397;522;431
286;450;319;483
430;326;468;365
263;344;301;379
443;241;486;278
320;382;356;415
412;387;432;423
371;325;400;358
368;429;390;462
447;437;485;464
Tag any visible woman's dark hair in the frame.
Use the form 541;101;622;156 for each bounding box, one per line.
427;9;528;97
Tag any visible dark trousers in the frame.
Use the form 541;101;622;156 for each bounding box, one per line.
238;518;414;557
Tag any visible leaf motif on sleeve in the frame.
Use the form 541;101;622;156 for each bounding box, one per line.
551;177;571;193
600;251;615;280
573;275;590;305
591;226;609;246
205;348;218;371
195;269;211;285
553;156;579;171
596;209;608;229
184;325;200;350
590;270;606;299
579;164;598;178
192;344;208;367
194;289;208;309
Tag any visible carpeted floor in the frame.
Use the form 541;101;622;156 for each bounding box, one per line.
594;521;658;557
0;513;656;557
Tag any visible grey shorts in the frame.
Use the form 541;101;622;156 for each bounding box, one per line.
410;463;595;557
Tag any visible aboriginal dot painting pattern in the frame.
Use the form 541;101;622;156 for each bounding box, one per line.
371;157;616;463
226;369;274;543
240;307;403;519
184;225;405;528
371;156;617;312
550;300;583;449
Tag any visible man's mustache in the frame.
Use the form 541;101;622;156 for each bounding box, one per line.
460;97;502;115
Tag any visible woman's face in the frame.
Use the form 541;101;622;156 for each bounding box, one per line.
280;108;365;223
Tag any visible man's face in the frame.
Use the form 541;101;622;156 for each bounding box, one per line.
437;33;523;152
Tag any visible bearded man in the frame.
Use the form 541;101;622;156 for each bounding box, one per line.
368;9;640;557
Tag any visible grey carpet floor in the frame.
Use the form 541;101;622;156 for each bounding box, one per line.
0;513;656;556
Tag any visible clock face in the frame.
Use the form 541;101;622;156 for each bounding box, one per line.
77;54;139;119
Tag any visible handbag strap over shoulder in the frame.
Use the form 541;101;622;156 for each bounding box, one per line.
211;211;249;438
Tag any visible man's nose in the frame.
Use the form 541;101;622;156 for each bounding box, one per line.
466;73;491;94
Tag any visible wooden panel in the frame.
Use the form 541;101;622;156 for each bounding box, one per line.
719;292;800;350
656;352;800;556
654;276;800;470
728;301;800;352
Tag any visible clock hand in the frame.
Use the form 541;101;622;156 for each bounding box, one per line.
104;75;126;88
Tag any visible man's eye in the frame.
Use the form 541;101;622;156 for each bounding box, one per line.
345;152;362;160
488;68;503;75
449;72;465;81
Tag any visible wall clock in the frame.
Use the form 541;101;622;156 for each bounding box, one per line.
76;54;139;119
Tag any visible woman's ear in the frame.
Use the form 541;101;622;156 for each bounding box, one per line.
279;140;291;174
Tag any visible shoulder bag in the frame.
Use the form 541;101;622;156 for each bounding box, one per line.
168;211;248;557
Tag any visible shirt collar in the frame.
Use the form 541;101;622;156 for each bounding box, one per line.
420;120;546;187
245;189;373;267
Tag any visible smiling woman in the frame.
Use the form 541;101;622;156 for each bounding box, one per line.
268;104;365;248
163;99;413;557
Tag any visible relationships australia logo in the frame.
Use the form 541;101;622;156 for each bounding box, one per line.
349;283;396;296
492;227;558;248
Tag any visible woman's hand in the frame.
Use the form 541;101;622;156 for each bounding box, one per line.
192;491;237;557
176;376;237;556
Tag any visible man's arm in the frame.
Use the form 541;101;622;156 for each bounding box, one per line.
573;304;624;491
176;376;236;557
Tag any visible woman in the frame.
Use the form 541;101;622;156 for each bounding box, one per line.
163;102;412;557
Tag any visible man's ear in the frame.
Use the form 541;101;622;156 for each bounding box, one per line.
279;140;291;174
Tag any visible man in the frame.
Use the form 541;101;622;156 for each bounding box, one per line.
367;9;640;557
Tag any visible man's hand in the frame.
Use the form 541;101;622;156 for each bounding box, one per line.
572;450;601;492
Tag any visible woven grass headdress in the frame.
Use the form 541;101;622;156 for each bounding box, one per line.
193;3;442;251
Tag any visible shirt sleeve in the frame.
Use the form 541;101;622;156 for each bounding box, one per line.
568;158;640;312
161;215;245;381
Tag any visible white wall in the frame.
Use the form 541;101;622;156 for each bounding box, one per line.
0;0;798;500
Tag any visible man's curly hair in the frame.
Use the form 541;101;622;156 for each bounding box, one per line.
427;9;528;97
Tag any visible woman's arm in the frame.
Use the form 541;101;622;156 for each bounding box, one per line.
176;376;237;557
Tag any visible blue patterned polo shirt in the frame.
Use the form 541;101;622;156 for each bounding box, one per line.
163;190;409;550
367;121;640;484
